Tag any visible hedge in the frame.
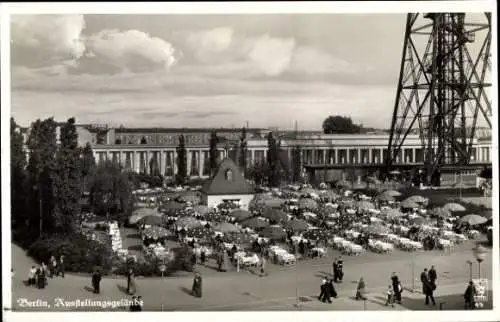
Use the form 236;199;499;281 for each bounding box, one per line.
27;233;114;274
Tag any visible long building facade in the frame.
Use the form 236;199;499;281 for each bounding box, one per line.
21;124;493;180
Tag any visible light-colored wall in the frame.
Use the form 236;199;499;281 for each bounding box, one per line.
203;194;254;210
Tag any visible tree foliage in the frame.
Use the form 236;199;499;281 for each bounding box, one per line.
266;132;281;187
291;146;303;183
88;160;134;225
209;131;218;177
52;117;82;234
239;127;248;171
11;118;28;238
322;116;362;134
176;134;188;184
26;118;58;237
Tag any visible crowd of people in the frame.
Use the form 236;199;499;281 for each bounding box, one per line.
26;255;65;289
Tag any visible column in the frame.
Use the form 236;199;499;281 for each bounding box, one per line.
199;149;203;177
335;149;339;164
120;151;125;167
369;148;373;164
173;150;178;177
476;148;480;162
379;148;383;163
160;150;166;175
412;148;417;163
323;149;327;164
187;149;192;177
134;151;140;173
356;149;360;164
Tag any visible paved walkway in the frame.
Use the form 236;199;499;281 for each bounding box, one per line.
10;241;493;311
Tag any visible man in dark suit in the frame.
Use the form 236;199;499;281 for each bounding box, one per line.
58;256;65;278
332;258;338;282
420;268;435;305
337;257;344;283
318;278;327;302
428;265;437;287
327;278;337;302
92;270;102;294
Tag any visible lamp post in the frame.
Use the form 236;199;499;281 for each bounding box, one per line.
473;245;487;279
466;260;473;281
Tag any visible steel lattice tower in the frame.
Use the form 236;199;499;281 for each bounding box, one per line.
386;13;492;185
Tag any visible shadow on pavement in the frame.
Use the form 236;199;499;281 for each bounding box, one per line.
370;295;389;307
83;285;94;293
179;286;193;297
317;271;333;278
116;284;129;295
399;291;493;310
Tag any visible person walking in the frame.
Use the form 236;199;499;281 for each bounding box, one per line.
50;256;58;278
429;265;437;288
355;277;366;300
58;256;65;278
92;269;102;294
385;285;395;307
38;265;47;289
391;272;401;304
420;268;436;306
259;256;267;277
318;278;328;302
327;278;337;301
332;258;338;282
28;266;37;286
127;268;136;295
191;272;203;298
48;256;55;278
337;256;344;283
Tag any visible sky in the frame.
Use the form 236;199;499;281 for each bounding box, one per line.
9;13;491;130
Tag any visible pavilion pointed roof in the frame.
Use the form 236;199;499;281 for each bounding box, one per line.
201;158;254;195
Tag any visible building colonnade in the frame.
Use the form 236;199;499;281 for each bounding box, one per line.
92;143;492;179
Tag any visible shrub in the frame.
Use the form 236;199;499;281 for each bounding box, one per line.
112;256;160;277
166;245;194;275
27;233;113;274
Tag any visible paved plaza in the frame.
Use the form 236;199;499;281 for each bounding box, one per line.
11;239;493;311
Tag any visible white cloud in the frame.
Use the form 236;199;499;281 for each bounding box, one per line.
11;15;86;66
11;15;179;74
246;34;295;76
291;46;352;75
85;29;178;72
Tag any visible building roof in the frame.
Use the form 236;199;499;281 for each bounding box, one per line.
201;158;254;195
114;127;265;134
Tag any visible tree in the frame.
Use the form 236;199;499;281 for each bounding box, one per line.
266;132;281;187
322;116;362;134
239;127;248;171
209;131;218;177
26;118;58;237
88;160;134;225
11;118;28;237
176;135;188;184
80;142;96;192
291;146;303;183
52;117;82;234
